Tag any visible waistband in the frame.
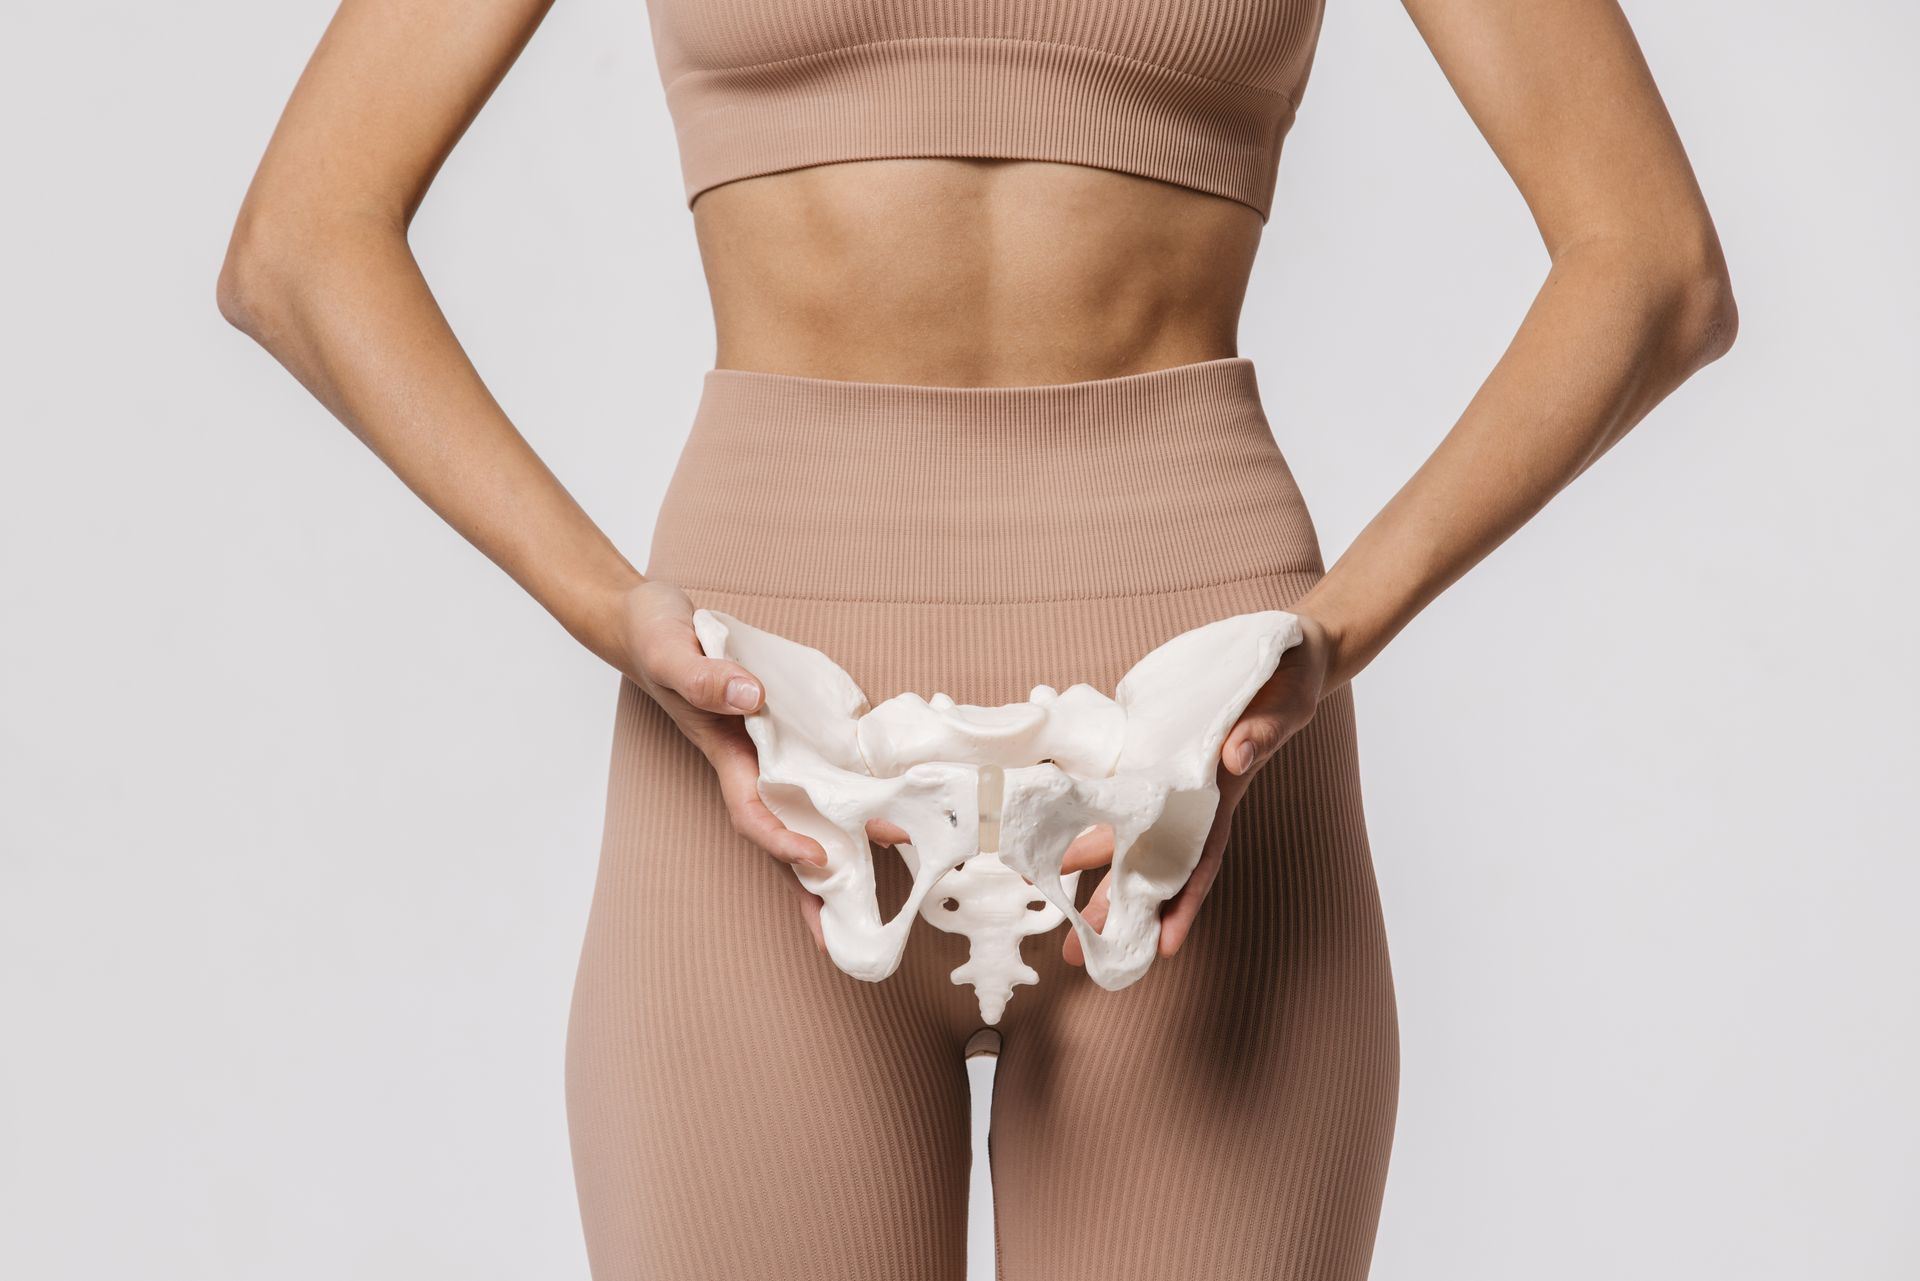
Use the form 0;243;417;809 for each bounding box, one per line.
645;357;1322;604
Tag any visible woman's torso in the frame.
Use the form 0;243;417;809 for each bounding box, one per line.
696;161;1262;386
647;0;1326;386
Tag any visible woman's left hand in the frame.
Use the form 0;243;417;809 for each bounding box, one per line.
1062;613;1337;966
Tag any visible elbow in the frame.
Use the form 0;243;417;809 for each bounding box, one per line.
216;209;294;344
217;201;385;345
1643;219;1739;372
1562;223;1739;375
215;255;266;341
1666;252;1739;372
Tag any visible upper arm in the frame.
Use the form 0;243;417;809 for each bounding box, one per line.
1399;0;1724;267
235;0;556;235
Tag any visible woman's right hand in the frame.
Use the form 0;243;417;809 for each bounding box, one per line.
613;580;830;879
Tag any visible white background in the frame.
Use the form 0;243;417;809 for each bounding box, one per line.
3;2;1914;1278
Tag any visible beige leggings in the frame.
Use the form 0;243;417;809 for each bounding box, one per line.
565;360;1398;1279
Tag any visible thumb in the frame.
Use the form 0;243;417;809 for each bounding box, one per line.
1222;710;1287;776
1222;655;1319;775
660;651;766;715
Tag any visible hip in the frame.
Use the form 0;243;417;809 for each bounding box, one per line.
644;356;1325;696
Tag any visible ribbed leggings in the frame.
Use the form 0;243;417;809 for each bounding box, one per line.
566;359;1398;1279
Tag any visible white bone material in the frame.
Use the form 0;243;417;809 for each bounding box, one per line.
693;608;1302;1023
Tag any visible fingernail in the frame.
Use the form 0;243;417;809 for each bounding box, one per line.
725;677;761;711
1235;742;1256;773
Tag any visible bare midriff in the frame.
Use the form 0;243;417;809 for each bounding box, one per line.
692;158;1263;388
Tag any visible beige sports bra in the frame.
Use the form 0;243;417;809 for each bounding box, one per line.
644;0;1327;221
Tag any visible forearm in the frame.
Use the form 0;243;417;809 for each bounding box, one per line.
1297;235;1736;687
219;213;640;669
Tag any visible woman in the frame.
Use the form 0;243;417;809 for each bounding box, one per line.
218;0;1734;1276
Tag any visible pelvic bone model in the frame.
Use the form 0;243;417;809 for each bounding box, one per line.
694;609;1302;1024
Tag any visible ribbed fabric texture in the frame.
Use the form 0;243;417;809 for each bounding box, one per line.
649;358;1323;602
645;0;1327;219
566;359;1397;1279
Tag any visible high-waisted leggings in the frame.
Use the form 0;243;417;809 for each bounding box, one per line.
566;358;1398;1279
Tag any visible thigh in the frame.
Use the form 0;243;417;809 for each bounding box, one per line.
565;681;976;1281
989;690;1400;1281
